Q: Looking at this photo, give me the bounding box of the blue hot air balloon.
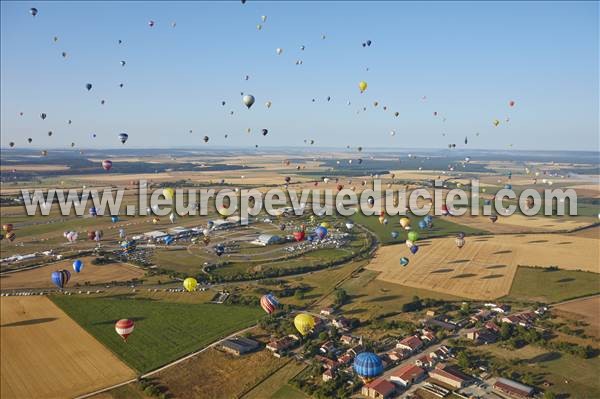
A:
[118,133,129,144]
[410,245,419,255]
[51,270,71,288]
[391,231,399,239]
[424,215,433,224]
[418,220,427,230]
[111,216,120,223]
[400,257,409,266]
[504,184,512,190]
[89,207,97,217]
[353,352,384,380]
[207,221,215,229]
[315,226,328,240]
[72,260,83,273]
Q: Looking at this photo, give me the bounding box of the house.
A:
[426,310,436,317]
[390,364,426,387]
[340,334,356,346]
[314,355,338,370]
[347,344,364,357]
[361,378,396,399]
[470,309,492,323]
[420,329,436,343]
[322,369,334,382]
[320,307,336,316]
[337,352,354,366]
[491,304,511,313]
[266,335,298,353]
[332,317,352,331]
[320,340,336,354]
[415,354,436,369]
[425,318,458,332]
[428,364,473,389]
[396,335,423,352]
[466,327,498,345]
[251,234,281,246]
[493,377,534,398]
[502,311,537,328]
[485,321,501,333]
[219,336,260,356]
[387,348,409,362]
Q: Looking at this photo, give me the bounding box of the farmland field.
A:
[243,360,307,399]
[367,233,599,299]
[50,294,263,372]
[0,256,144,290]
[1,296,135,399]
[552,296,600,333]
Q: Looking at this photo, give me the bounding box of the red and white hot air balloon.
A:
[115,319,135,342]
[102,160,113,171]
[260,294,280,315]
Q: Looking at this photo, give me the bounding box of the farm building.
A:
[396,335,423,352]
[251,234,282,246]
[167,226,194,237]
[466,327,499,345]
[493,377,534,398]
[219,336,260,356]
[428,364,473,389]
[389,364,426,387]
[361,378,396,399]
[211,219,235,230]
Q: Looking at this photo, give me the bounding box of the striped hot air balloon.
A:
[115,319,135,342]
[260,294,280,315]
[51,269,71,289]
[353,352,384,381]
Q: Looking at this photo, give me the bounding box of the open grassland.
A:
[243,360,307,399]
[506,267,600,303]
[367,233,599,300]
[1,296,136,399]
[336,269,464,322]
[270,384,311,399]
[552,296,600,334]
[473,343,600,398]
[350,212,487,244]
[156,348,286,399]
[50,294,263,372]
[0,257,144,290]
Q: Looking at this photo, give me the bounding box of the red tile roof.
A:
[398,335,423,350]
[366,378,396,396]
[391,364,426,381]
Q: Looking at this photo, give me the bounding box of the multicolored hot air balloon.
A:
[183,277,197,292]
[115,319,135,342]
[118,133,129,144]
[353,352,383,381]
[260,294,280,314]
[73,260,83,273]
[51,269,71,289]
[293,230,305,242]
[102,160,112,171]
[294,313,315,336]
[400,257,409,266]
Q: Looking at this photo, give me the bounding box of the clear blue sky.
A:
[1,1,598,150]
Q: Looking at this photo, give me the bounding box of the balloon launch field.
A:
[0,296,136,399]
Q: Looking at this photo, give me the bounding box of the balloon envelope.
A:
[353,352,383,379]
[183,277,197,292]
[294,314,315,336]
[115,319,135,341]
[260,294,280,314]
[51,270,71,289]
[73,260,83,273]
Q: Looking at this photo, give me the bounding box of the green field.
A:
[270,385,310,399]
[350,212,488,244]
[51,294,263,372]
[505,266,600,303]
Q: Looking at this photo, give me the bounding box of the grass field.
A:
[552,296,600,335]
[367,233,599,300]
[155,347,286,399]
[506,267,600,303]
[473,343,600,398]
[50,294,263,372]
[350,212,488,244]
[243,360,307,399]
[270,384,310,399]
[1,296,135,399]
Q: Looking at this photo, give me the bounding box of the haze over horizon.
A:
[1,1,598,151]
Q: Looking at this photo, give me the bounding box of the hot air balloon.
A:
[119,228,126,239]
[102,160,112,171]
[169,213,176,224]
[260,294,280,314]
[110,216,119,223]
[359,81,367,93]
[163,187,174,200]
[345,221,354,230]
[265,101,272,108]
[391,231,399,239]
[315,226,328,239]
[65,231,78,242]
[120,60,126,67]
[51,270,71,289]
[148,20,155,27]
[455,237,465,249]
[493,119,500,127]
[399,217,411,229]
[294,314,315,336]
[489,215,498,223]
[85,83,92,91]
[183,277,197,292]
[400,257,409,266]
[353,352,383,380]
[89,207,97,217]
[27,138,33,143]
[293,231,305,242]
[276,48,283,55]
[118,133,129,144]
[9,142,15,148]
[29,7,38,16]
[407,231,419,242]
[242,94,255,109]
[2,224,13,233]
[115,319,135,342]
[509,100,515,107]
[73,260,83,273]
[410,245,419,255]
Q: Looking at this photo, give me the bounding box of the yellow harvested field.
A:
[0,164,70,171]
[553,296,600,335]
[367,234,599,299]
[1,296,135,399]
[0,257,144,290]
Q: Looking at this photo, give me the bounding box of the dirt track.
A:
[1,296,135,399]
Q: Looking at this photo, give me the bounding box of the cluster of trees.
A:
[137,378,168,399]
[291,367,355,399]
[333,288,349,306]
[401,296,447,312]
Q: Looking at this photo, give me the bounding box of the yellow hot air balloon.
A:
[493,119,500,127]
[320,222,330,229]
[294,313,315,336]
[399,217,411,229]
[378,216,385,224]
[183,277,197,292]
[163,187,175,200]
[359,81,368,93]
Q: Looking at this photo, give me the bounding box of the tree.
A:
[294,290,305,300]
[543,391,557,399]
[500,323,512,340]
[457,351,472,369]
[334,288,349,306]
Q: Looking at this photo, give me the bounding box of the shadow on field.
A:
[556,278,575,283]
[366,295,402,302]
[486,264,507,269]
[452,273,477,279]
[528,239,549,244]
[526,352,562,364]
[344,308,367,315]
[492,250,512,255]
[1,317,57,327]
[431,268,454,274]
[447,259,469,264]
[557,241,572,245]
[100,293,157,301]
[481,274,504,280]
[92,316,146,326]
